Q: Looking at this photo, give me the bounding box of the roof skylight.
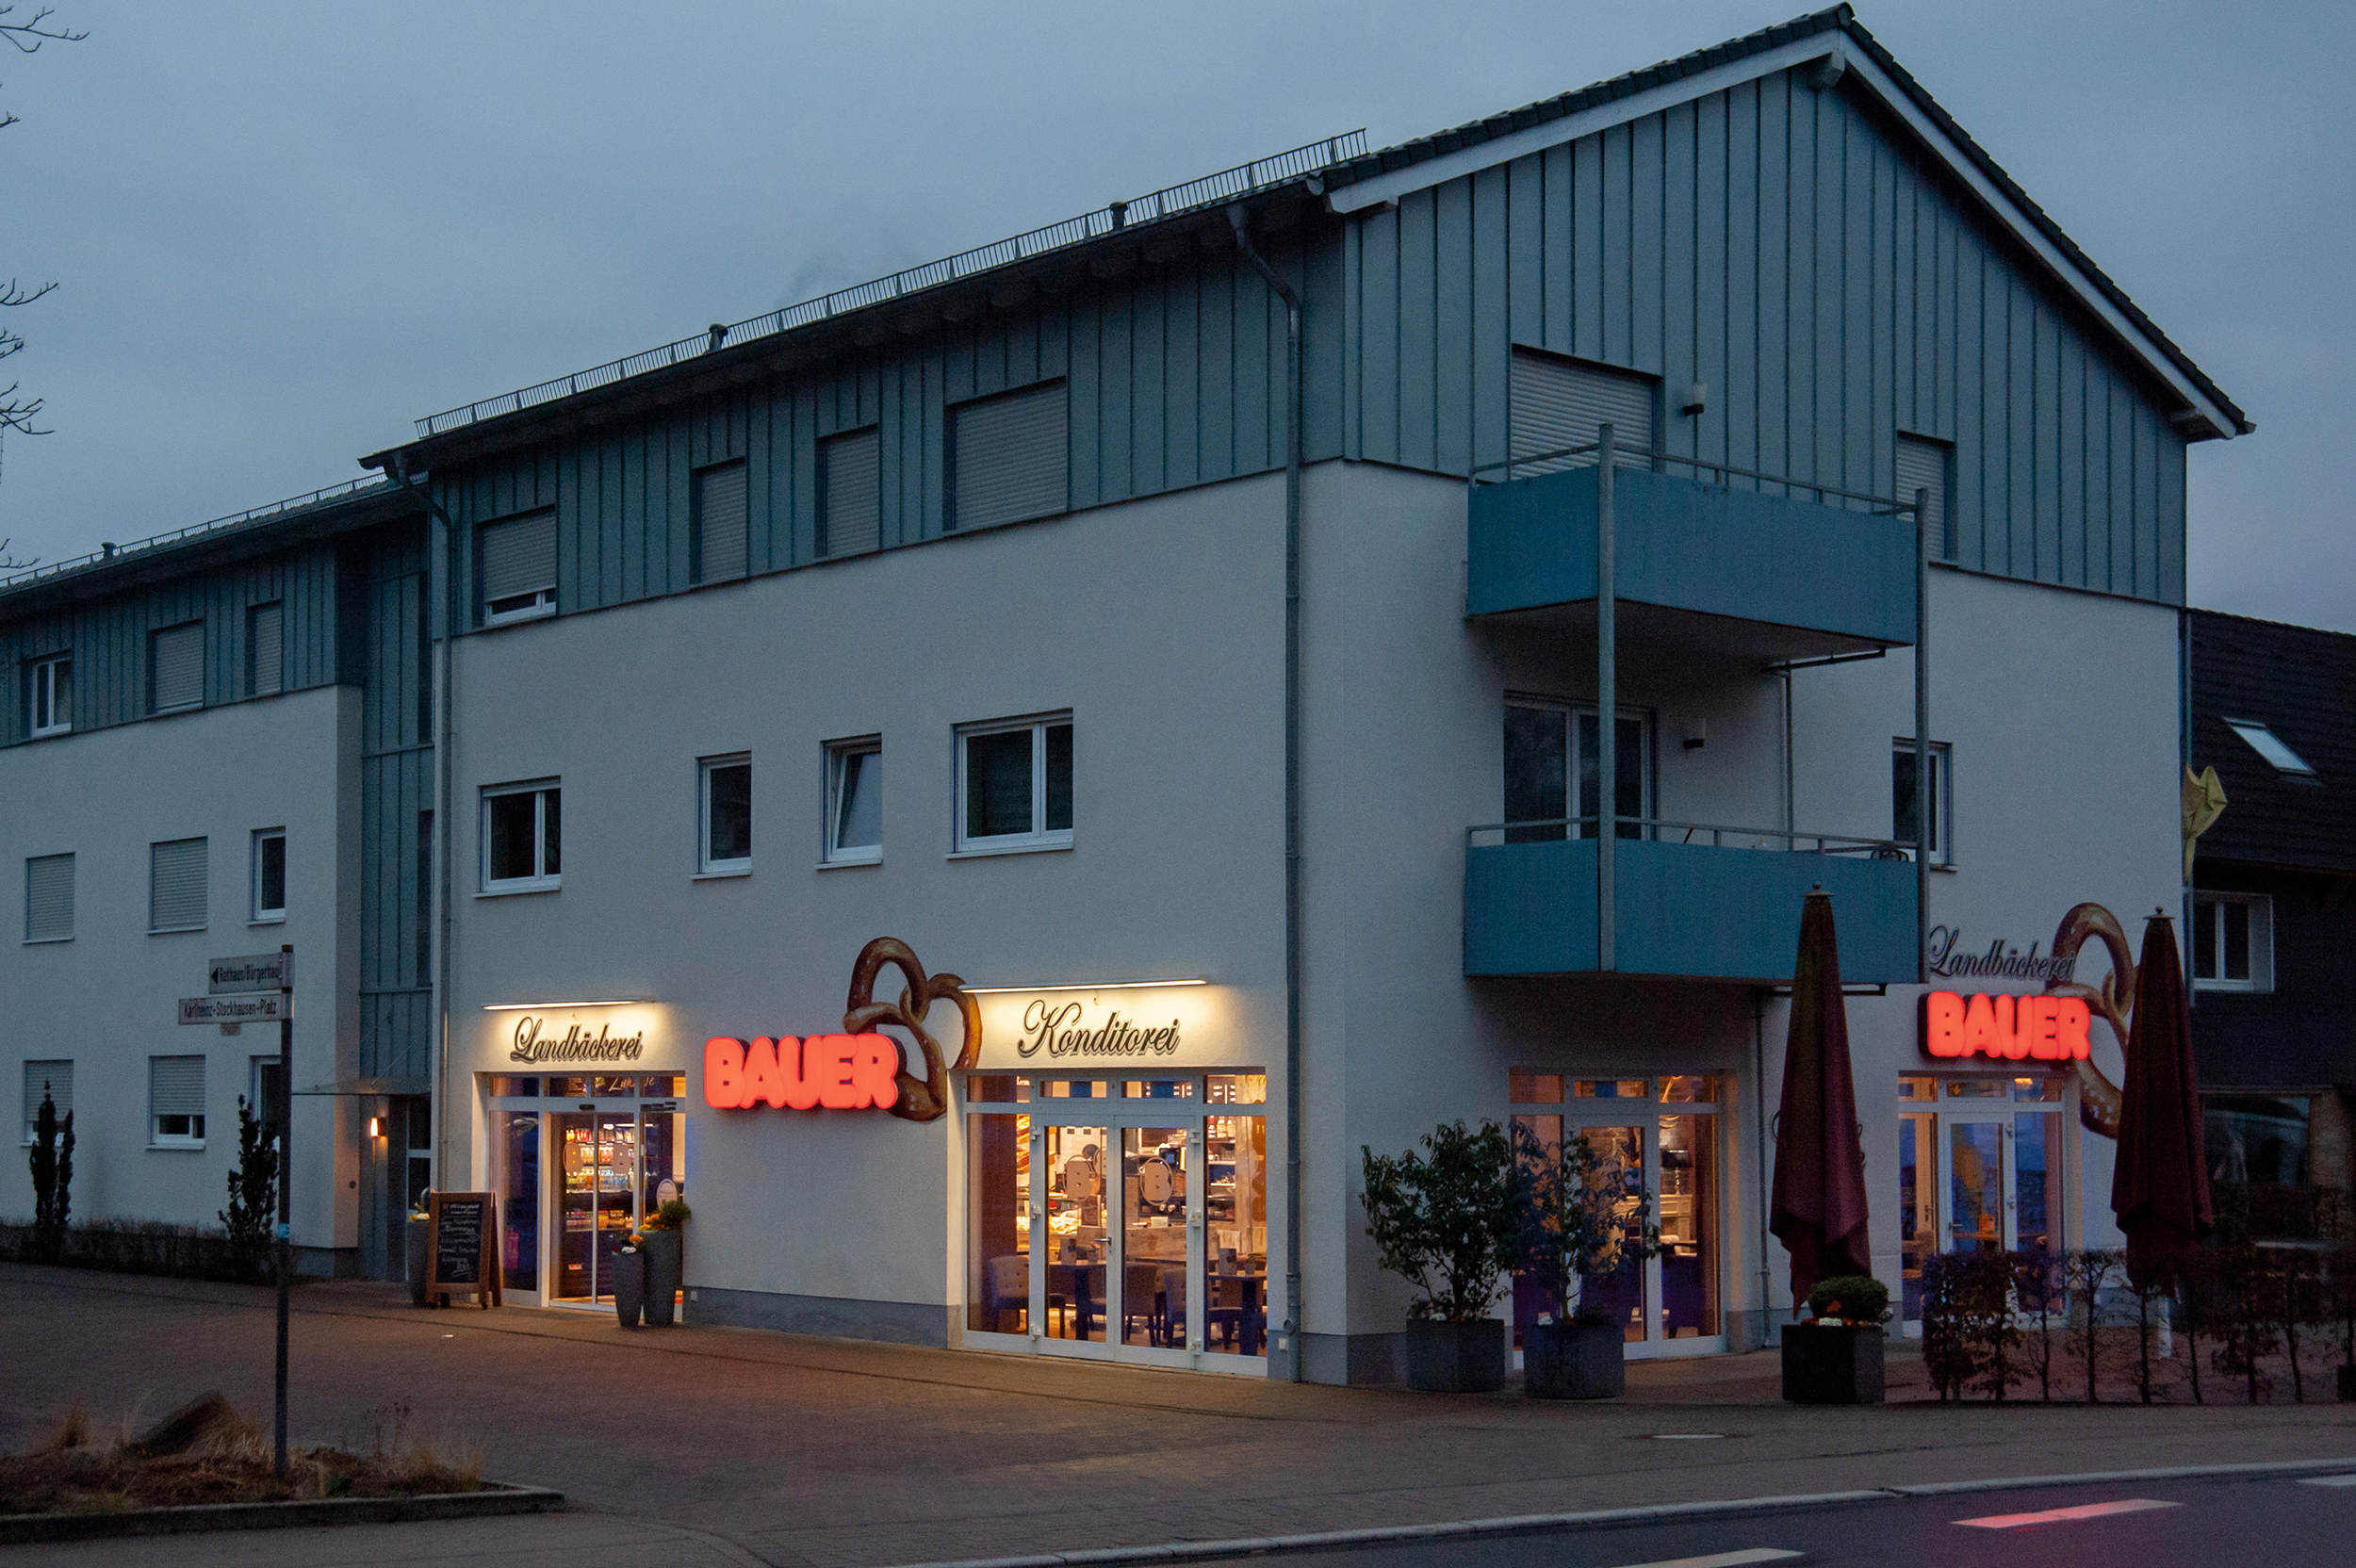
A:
[2224,718,2316,777]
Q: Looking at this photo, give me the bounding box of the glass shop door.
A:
[553,1111,641,1303]
[1027,1110,1201,1368]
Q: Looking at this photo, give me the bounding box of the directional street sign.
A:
[210,953,293,993]
[179,992,291,1026]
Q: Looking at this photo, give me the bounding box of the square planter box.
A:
[1781,1322,1885,1404]
[1524,1321,1625,1399]
[1404,1318,1507,1393]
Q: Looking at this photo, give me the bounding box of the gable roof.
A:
[1320,5,2250,443]
[2190,609,2356,875]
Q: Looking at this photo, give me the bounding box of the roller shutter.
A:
[1895,435,1951,559]
[150,837,207,932]
[22,1060,71,1138]
[951,383,1067,531]
[1508,351,1655,476]
[478,511,558,620]
[821,428,882,556]
[25,852,72,942]
[248,602,284,696]
[150,622,205,712]
[150,1055,205,1118]
[693,462,749,583]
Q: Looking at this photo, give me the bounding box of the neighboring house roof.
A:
[2191,609,2356,875]
[1320,4,2249,443]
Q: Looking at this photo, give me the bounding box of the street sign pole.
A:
[273,943,292,1481]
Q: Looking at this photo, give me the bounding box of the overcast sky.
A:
[2,2,2348,628]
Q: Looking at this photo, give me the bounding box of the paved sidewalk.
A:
[4,1263,2353,1568]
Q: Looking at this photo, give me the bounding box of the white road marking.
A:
[1955,1497,2182,1529]
[2298,1474,2356,1487]
[1605,1551,1803,1568]
[1644,1432,1730,1440]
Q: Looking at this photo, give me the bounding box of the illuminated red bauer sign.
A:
[704,1034,899,1111]
[1919,991,2093,1062]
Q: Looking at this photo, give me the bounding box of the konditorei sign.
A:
[1919,990,2093,1062]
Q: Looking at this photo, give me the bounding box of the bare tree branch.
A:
[0,7,88,52]
[0,6,80,442]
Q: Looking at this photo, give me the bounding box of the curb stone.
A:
[886,1457,2356,1568]
[0,1482,564,1544]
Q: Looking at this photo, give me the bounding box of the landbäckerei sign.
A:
[1923,925,2079,983]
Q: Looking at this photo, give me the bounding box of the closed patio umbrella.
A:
[2111,909,2212,1287]
[1770,888,1873,1310]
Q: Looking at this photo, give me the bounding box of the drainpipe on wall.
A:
[1228,203,1306,1382]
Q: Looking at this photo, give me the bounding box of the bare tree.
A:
[1,6,86,442]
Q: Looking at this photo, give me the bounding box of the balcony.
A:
[1464,820,1921,984]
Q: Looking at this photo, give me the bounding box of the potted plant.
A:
[1781,1274,1890,1404]
[1513,1125,1661,1399]
[640,1199,690,1327]
[1361,1120,1528,1393]
[612,1233,646,1329]
[405,1198,432,1307]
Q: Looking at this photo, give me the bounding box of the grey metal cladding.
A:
[149,837,207,932]
[1894,434,1950,559]
[25,852,73,942]
[820,428,882,557]
[149,622,205,712]
[693,461,749,583]
[248,601,284,696]
[1508,350,1656,473]
[149,1054,205,1117]
[951,382,1069,531]
[1343,66,2189,603]
[355,523,434,1081]
[478,510,557,610]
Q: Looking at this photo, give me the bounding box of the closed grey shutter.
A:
[150,837,207,931]
[151,622,205,711]
[1895,435,1950,559]
[952,383,1067,531]
[24,1060,72,1135]
[150,1055,205,1118]
[1508,351,1655,475]
[478,511,558,616]
[249,602,284,696]
[25,852,73,941]
[821,428,882,556]
[693,462,749,583]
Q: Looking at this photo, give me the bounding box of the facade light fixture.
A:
[960,978,1209,995]
[480,999,651,1012]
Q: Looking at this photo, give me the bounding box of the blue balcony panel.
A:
[1467,466,1917,648]
[1464,838,1919,984]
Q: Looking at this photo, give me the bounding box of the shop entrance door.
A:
[553,1111,640,1304]
[1899,1073,2071,1322]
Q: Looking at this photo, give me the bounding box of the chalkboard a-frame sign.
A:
[426,1191,502,1308]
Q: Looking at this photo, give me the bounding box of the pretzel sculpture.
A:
[2040,902,2130,1138]
[844,937,981,1124]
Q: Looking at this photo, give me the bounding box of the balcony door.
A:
[1504,700,1649,842]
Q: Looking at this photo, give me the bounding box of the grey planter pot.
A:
[2338,1364,2356,1403]
[1524,1320,1626,1399]
[404,1217,430,1306]
[1781,1323,1885,1404]
[1403,1317,1508,1394]
[611,1250,646,1329]
[641,1230,681,1327]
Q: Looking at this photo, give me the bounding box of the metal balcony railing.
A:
[0,476,392,594]
[413,129,1368,439]
[1466,816,1915,858]
[1470,442,1925,522]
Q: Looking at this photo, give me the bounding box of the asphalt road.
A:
[1199,1471,2356,1568]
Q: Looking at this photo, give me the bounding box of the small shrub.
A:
[1803,1275,1890,1326]
[219,1097,280,1282]
[645,1199,692,1232]
[1361,1120,1529,1323]
[26,1086,74,1265]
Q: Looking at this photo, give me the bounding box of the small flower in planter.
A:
[644,1199,692,1232]
[619,1232,645,1255]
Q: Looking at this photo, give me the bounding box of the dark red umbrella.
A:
[2111,909,2213,1287]
[1771,888,1873,1310]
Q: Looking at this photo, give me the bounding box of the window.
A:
[2205,1093,2308,1185]
[149,621,205,712]
[1507,349,1655,474]
[483,781,561,891]
[825,738,882,864]
[1502,700,1648,841]
[25,853,72,943]
[149,837,208,933]
[698,754,752,874]
[1892,741,1953,866]
[22,1059,71,1143]
[2223,717,2317,779]
[957,714,1072,852]
[249,1055,286,1138]
[246,601,284,696]
[252,828,286,923]
[691,461,749,584]
[478,509,558,626]
[1895,434,1952,560]
[949,383,1068,531]
[150,1054,206,1145]
[820,428,882,556]
[2193,891,2273,992]
[27,653,70,737]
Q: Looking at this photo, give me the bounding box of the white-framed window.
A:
[2193,891,2273,992]
[252,828,286,923]
[1892,740,1954,867]
[478,510,558,627]
[698,753,752,875]
[25,852,73,943]
[824,737,882,864]
[691,461,749,584]
[149,837,208,933]
[1502,698,1650,841]
[247,601,284,696]
[27,653,71,738]
[956,713,1072,853]
[149,621,205,713]
[150,1054,206,1146]
[2222,717,2317,779]
[23,1059,72,1144]
[249,1054,285,1137]
[482,780,561,892]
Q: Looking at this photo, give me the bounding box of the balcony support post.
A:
[1914,485,1931,986]
[1596,423,1616,972]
